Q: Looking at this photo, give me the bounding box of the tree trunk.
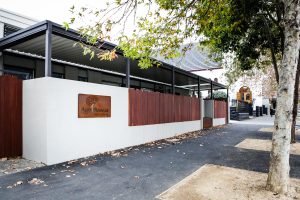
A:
[266,0,300,194]
[291,55,300,144]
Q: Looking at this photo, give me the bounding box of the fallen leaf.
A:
[28,178,44,185]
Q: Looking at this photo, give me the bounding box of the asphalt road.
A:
[0,119,299,200]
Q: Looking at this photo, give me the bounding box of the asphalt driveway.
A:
[0,118,299,200]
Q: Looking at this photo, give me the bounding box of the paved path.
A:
[0,119,299,200]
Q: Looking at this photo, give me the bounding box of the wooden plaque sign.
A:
[78,94,111,118]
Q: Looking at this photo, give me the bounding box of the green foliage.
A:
[64,0,283,79]
[212,91,227,99]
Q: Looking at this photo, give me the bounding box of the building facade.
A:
[0,10,228,165]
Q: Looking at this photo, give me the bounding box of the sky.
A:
[0,0,101,23]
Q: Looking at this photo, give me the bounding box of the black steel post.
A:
[198,77,201,129]
[172,67,175,95]
[126,58,130,88]
[210,80,213,99]
[45,22,52,77]
[226,88,229,99]
[198,77,201,98]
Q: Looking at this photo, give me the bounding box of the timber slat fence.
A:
[0,75,22,158]
[214,100,227,119]
[129,89,200,126]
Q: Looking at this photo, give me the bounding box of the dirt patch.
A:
[156,164,300,200]
[235,139,300,155]
[0,158,44,177]
[258,127,300,135]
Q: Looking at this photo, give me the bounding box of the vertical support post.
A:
[210,80,213,99]
[227,88,229,124]
[198,76,202,130]
[126,58,130,88]
[172,67,175,95]
[45,22,52,77]
[198,77,201,98]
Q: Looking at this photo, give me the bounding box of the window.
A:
[4,24,21,37]
[78,76,88,82]
[52,72,65,79]
[3,66,34,80]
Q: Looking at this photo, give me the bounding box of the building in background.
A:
[0,8,38,77]
[0,8,38,38]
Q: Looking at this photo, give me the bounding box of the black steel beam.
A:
[45,22,52,77]
[126,58,130,88]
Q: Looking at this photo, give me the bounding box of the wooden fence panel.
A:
[0,75,22,158]
[129,89,201,126]
[191,97,200,120]
[214,100,227,118]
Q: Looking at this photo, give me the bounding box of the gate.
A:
[0,75,22,158]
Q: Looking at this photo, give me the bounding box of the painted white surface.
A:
[213,118,226,126]
[23,77,202,165]
[204,100,214,118]
[23,78,48,163]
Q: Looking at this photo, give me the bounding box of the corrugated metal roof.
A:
[154,44,221,72]
[0,20,227,90]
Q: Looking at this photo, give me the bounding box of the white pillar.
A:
[0,22,4,38]
[201,97,204,130]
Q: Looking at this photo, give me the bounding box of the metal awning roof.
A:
[154,44,221,72]
[0,20,226,91]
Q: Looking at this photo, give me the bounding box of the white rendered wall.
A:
[23,77,201,165]
[23,78,48,163]
[213,118,226,126]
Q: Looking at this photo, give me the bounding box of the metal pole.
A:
[226,88,229,99]
[210,80,213,99]
[198,77,201,98]
[172,67,175,95]
[198,76,202,129]
[45,22,52,77]
[226,87,229,124]
[126,58,130,88]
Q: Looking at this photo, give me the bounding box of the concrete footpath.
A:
[0,117,299,200]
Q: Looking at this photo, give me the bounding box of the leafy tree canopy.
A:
[64,0,283,82]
